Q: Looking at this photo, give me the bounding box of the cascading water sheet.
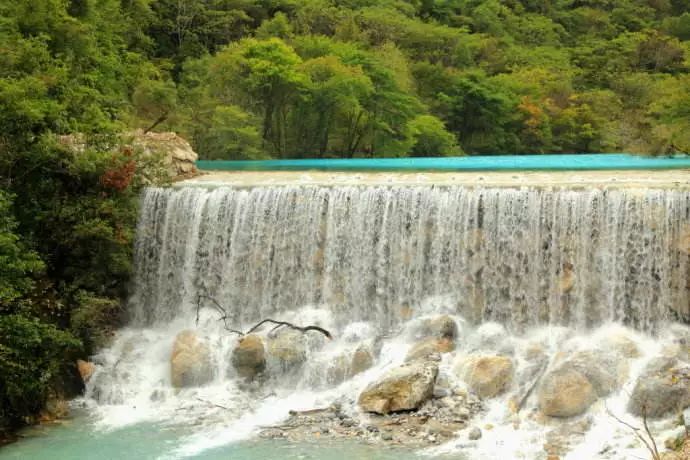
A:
[130,186,689,332]
[64,183,690,460]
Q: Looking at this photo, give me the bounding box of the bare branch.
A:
[194,295,333,340]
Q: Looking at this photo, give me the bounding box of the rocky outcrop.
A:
[538,368,596,417]
[267,329,307,372]
[171,330,213,388]
[359,361,439,414]
[628,357,690,418]
[405,337,454,362]
[232,334,266,380]
[457,355,514,398]
[59,130,198,181]
[77,359,96,383]
[130,130,198,178]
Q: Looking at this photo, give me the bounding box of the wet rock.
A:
[77,359,96,383]
[468,427,482,440]
[539,368,596,417]
[267,329,307,372]
[381,431,393,441]
[457,355,514,398]
[557,350,624,397]
[358,361,439,414]
[171,330,213,388]
[628,357,690,418]
[601,330,640,359]
[351,344,374,376]
[421,315,458,339]
[468,323,514,355]
[231,334,265,380]
[405,337,454,362]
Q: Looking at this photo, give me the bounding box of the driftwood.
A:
[195,295,332,339]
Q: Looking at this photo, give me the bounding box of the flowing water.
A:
[3,184,689,460]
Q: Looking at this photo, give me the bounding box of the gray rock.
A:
[267,329,307,373]
[381,432,393,441]
[469,427,482,440]
[627,357,690,418]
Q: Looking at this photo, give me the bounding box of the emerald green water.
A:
[0,415,425,460]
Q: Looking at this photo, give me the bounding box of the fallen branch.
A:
[195,295,332,339]
[194,397,231,411]
[605,402,660,460]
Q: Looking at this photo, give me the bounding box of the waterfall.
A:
[78,183,690,460]
[129,185,689,332]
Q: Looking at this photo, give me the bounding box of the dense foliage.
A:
[0,0,688,436]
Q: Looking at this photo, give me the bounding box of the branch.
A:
[245,319,332,340]
[605,403,660,460]
[194,295,332,340]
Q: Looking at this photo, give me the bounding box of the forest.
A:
[0,0,689,437]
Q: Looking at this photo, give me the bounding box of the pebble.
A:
[469,427,482,440]
[381,432,393,441]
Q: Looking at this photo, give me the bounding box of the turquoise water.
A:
[196,154,690,172]
[0,416,425,460]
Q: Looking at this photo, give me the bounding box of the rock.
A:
[358,361,439,414]
[628,357,690,418]
[539,368,596,417]
[171,330,213,388]
[381,432,393,441]
[559,262,575,294]
[130,130,198,178]
[405,337,454,362]
[556,350,624,397]
[602,332,641,359]
[468,427,482,440]
[267,329,307,372]
[421,315,458,339]
[231,334,266,380]
[76,359,96,383]
[457,355,514,398]
[351,345,374,376]
[59,130,198,181]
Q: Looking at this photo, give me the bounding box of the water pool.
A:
[196,153,690,172]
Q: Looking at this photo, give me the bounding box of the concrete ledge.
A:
[177,170,690,190]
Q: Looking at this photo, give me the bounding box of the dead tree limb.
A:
[195,295,332,339]
[605,403,661,460]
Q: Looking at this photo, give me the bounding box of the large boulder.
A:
[557,350,625,397]
[457,355,514,398]
[538,368,596,417]
[267,329,307,372]
[358,361,439,414]
[171,330,213,388]
[231,334,266,380]
[405,337,454,362]
[628,357,690,418]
